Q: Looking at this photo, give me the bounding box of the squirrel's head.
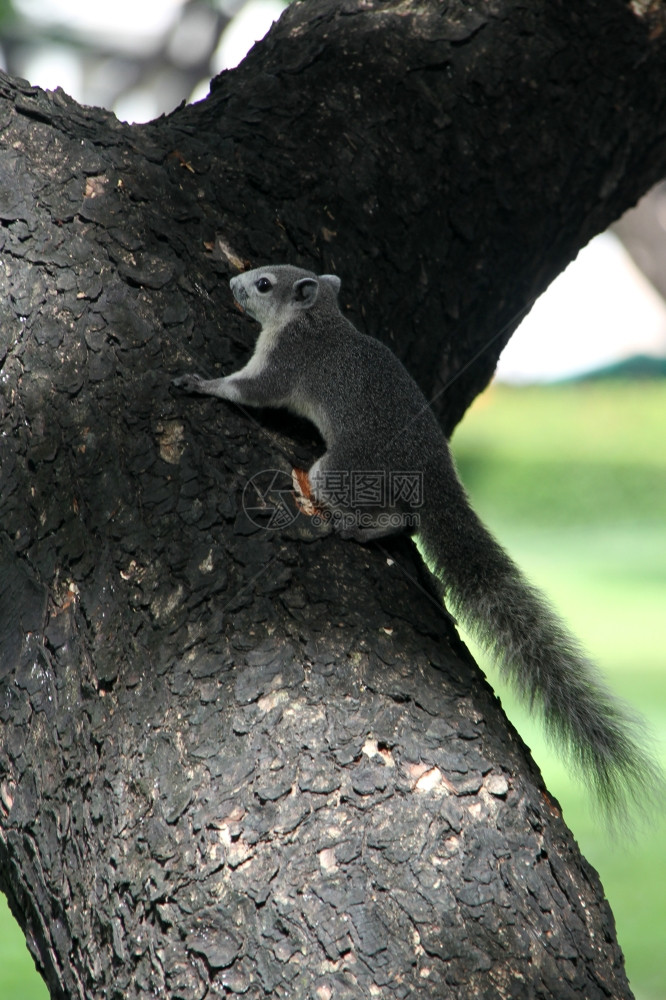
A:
[230,265,341,328]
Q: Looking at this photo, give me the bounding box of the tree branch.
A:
[2,1,665,996]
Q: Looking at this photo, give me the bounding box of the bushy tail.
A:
[417,471,662,823]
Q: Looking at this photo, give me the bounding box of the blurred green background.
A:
[0,895,48,1000]
[451,379,666,1000]
[2,378,664,999]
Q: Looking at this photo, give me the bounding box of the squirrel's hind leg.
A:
[338,522,398,542]
[304,457,407,541]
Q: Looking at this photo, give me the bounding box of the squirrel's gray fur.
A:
[175,264,661,821]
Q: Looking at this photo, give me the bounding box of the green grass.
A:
[453,380,666,1000]
[1,380,664,999]
[0,894,48,1000]
[454,382,666,527]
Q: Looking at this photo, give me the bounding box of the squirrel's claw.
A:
[292,467,324,517]
[173,373,206,393]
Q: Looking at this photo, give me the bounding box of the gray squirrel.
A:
[174,263,660,821]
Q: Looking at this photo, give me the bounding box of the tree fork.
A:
[1,1,666,998]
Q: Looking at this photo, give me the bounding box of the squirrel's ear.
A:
[293,277,319,308]
[320,274,341,296]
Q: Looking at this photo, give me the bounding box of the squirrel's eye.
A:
[256,277,272,293]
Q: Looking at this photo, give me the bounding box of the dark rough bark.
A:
[1,1,666,998]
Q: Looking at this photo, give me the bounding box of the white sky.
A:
[497,232,666,382]
[212,0,287,72]
[14,0,185,53]
[8,2,666,382]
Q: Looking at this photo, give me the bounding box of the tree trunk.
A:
[2,1,666,997]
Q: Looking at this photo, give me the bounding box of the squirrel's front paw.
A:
[173,373,206,393]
